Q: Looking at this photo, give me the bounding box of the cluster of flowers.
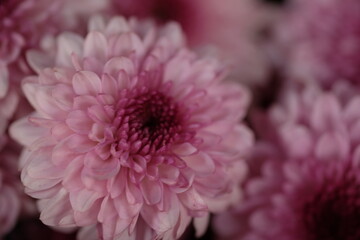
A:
[1,0,359,239]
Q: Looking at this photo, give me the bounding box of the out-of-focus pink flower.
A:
[0,0,61,86]
[215,157,360,240]
[0,137,22,236]
[214,81,360,239]
[11,16,253,240]
[252,81,360,162]
[111,0,272,86]
[0,0,108,104]
[277,0,360,88]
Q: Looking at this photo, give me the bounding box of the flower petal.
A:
[139,177,162,205]
[84,31,108,61]
[182,152,215,174]
[72,71,102,95]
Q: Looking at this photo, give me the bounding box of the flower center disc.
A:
[116,89,183,153]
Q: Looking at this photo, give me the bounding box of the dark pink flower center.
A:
[302,167,360,240]
[114,88,192,154]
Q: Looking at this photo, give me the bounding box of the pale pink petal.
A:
[103,57,135,77]
[141,196,180,234]
[182,152,215,174]
[84,31,108,61]
[65,110,93,133]
[69,188,103,212]
[56,32,84,67]
[178,187,208,216]
[193,213,210,237]
[139,177,163,205]
[10,116,48,147]
[0,64,9,98]
[310,94,342,132]
[315,132,350,161]
[40,189,76,227]
[72,71,102,95]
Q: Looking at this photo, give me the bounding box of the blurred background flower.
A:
[275,0,360,88]
[110,0,274,87]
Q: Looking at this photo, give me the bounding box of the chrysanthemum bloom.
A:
[11,16,253,239]
[110,0,271,87]
[215,156,360,240]
[276,0,360,88]
[214,81,360,239]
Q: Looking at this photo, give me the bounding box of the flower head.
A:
[215,157,360,240]
[277,0,360,88]
[214,81,360,239]
[11,16,253,239]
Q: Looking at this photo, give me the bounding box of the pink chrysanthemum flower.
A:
[215,157,360,240]
[11,16,253,239]
[277,0,360,88]
[214,82,360,239]
[110,0,271,86]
